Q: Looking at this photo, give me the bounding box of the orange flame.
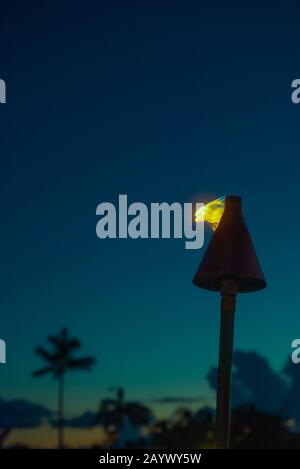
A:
[195,197,225,231]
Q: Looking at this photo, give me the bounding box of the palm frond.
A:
[35,346,55,363]
[33,328,95,384]
[32,366,54,377]
[47,335,63,349]
[48,328,67,348]
[68,338,80,351]
[67,357,95,370]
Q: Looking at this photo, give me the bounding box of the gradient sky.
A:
[1,1,300,442]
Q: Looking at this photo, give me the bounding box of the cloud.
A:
[152,396,206,404]
[0,397,53,428]
[233,351,287,414]
[51,411,97,428]
[206,350,288,414]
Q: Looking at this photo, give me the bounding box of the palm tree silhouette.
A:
[94,387,152,447]
[32,327,95,449]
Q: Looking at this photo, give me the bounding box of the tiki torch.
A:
[193,196,267,449]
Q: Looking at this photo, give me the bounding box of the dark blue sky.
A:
[1,1,300,418]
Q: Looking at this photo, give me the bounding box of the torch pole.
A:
[215,278,237,449]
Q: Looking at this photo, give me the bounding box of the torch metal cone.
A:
[193,196,267,449]
[193,195,266,293]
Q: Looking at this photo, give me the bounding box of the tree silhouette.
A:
[231,405,290,448]
[94,387,152,447]
[32,327,95,449]
[281,358,300,421]
[153,407,214,449]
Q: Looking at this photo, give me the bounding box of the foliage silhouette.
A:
[32,327,95,449]
[152,407,215,449]
[231,405,291,449]
[94,387,153,448]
